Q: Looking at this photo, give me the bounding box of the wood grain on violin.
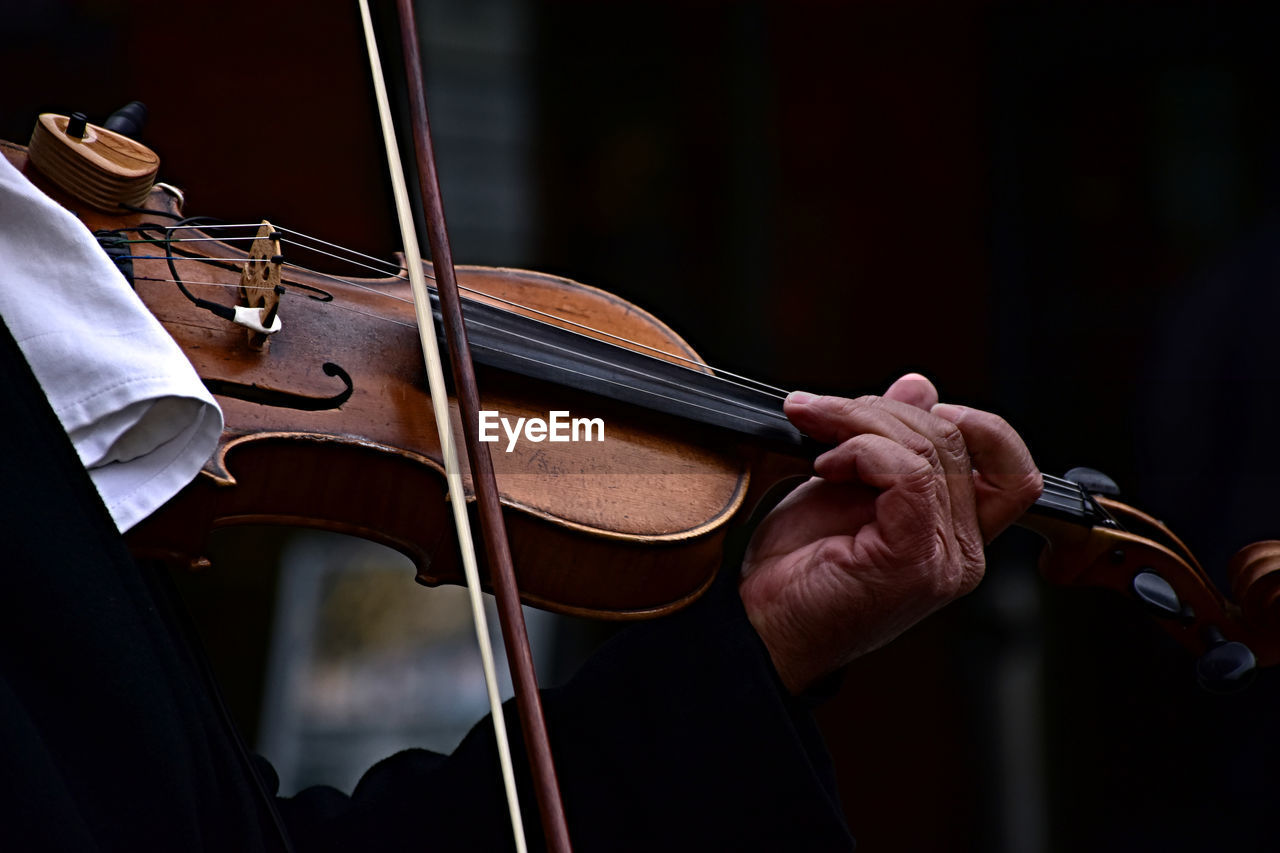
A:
[28,113,159,211]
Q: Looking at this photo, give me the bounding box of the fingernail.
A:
[931,403,966,422]
[786,390,817,405]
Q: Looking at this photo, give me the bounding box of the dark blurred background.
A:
[5,1,1280,850]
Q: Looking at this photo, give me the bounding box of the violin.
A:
[7,110,1280,695]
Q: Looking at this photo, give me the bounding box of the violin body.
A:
[132,251,755,618]
[154,243,773,617]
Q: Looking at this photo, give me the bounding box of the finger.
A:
[814,433,940,551]
[795,395,983,564]
[785,393,931,446]
[931,403,1043,541]
[792,394,971,484]
[882,372,938,411]
[745,477,880,565]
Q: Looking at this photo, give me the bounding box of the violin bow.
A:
[357,1,572,850]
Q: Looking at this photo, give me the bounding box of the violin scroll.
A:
[1227,541,1280,655]
[1193,540,1280,691]
[1025,470,1280,690]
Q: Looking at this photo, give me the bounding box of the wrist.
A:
[739,570,813,695]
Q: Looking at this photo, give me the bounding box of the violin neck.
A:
[448,289,816,454]
[452,294,1108,532]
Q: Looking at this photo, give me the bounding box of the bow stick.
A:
[358,1,572,850]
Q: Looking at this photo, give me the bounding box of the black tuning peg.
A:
[1132,570,1184,620]
[1195,628,1256,693]
[1064,466,1121,497]
[103,101,148,140]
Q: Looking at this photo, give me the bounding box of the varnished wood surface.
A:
[27,113,158,210]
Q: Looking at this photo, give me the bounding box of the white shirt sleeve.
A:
[0,153,223,532]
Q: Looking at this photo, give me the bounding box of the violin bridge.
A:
[237,220,284,350]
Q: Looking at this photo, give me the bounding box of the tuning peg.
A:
[1063,466,1121,497]
[1131,570,1184,620]
[103,101,148,140]
[1195,627,1256,693]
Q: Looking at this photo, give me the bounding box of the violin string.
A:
[118,232,1120,484]
[455,308,792,425]
[1041,476,1091,502]
[131,275,415,326]
[125,242,1106,491]
[267,229,794,400]
[1031,495,1093,518]
[133,235,788,410]
[129,272,790,431]
[1040,483,1087,506]
[280,239,410,281]
[116,256,287,263]
[124,234,793,414]
[137,228,792,401]
[1037,474,1125,528]
[146,224,423,277]
[133,276,247,289]
[272,224,411,277]
[463,339,791,430]
[115,235,262,244]
[264,241,791,401]
[154,222,792,401]
[120,226,797,438]
[1031,495,1082,512]
[437,285,790,400]
[123,230,1116,520]
[278,256,792,408]
[1042,474,1091,492]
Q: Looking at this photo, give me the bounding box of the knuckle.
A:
[959,537,987,581]
[822,394,873,426]
[934,420,968,463]
[866,394,909,419]
[955,555,987,596]
[900,455,938,492]
[905,432,939,467]
[865,394,913,420]
[839,394,877,414]
[810,538,852,574]
[935,535,985,599]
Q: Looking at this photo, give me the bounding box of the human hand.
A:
[738,374,1042,693]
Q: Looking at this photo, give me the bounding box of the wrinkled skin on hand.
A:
[739,374,1043,693]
